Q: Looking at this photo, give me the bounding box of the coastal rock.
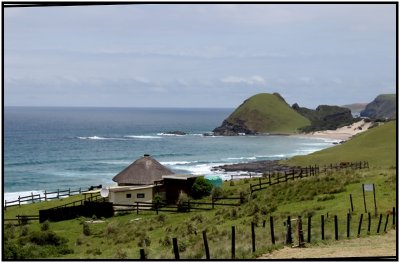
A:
[164,131,187,135]
[213,160,293,173]
[212,120,256,136]
[360,94,396,120]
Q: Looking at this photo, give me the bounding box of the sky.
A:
[4,3,397,108]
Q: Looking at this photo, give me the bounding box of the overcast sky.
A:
[4,3,396,108]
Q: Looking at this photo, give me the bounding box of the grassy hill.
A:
[214,93,310,135]
[283,121,396,168]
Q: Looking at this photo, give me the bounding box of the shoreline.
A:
[293,119,373,142]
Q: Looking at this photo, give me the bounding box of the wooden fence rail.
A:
[4,185,102,210]
[250,161,369,194]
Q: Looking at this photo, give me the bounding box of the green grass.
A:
[4,167,396,259]
[227,93,311,134]
[283,121,396,168]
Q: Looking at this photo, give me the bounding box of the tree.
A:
[191,177,213,199]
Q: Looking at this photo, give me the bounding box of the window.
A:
[126,193,132,198]
[137,193,145,198]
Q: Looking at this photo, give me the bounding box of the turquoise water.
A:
[4,107,338,201]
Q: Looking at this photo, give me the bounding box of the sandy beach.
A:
[295,120,374,141]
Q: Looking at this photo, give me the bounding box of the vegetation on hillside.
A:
[213,93,311,135]
[292,103,357,132]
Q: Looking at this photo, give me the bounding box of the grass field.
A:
[3,121,397,259]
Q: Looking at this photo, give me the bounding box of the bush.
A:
[41,221,50,232]
[191,177,213,199]
[176,192,189,212]
[211,187,224,199]
[82,222,91,236]
[29,230,67,246]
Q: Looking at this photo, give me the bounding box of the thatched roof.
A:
[112,154,175,185]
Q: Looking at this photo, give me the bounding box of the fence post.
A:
[393,207,396,228]
[377,214,382,233]
[68,188,71,196]
[357,214,363,237]
[349,194,354,212]
[140,248,146,260]
[285,171,288,182]
[259,178,262,190]
[321,215,325,240]
[187,200,191,212]
[31,192,34,203]
[212,198,215,209]
[298,216,305,247]
[334,215,338,240]
[79,187,82,194]
[307,216,311,243]
[251,222,256,252]
[4,201,6,210]
[270,216,275,244]
[368,213,371,234]
[285,216,292,245]
[202,231,210,260]
[172,237,179,259]
[362,184,367,213]
[347,213,350,238]
[268,173,271,185]
[231,226,235,259]
[384,214,389,233]
[136,202,139,215]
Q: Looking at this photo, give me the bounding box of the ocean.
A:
[4,107,339,202]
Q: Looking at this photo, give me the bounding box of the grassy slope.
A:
[283,121,397,168]
[227,93,311,134]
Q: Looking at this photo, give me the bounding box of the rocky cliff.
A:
[360,94,396,120]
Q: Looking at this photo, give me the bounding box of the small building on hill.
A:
[109,154,202,205]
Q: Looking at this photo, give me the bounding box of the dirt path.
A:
[259,230,397,259]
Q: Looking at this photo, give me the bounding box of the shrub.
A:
[211,187,224,199]
[82,222,91,236]
[115,248,128,259]
[191,177,213,199]
[105,221,119,235]
[41,221,50,232]
[29,231,68,246]
[176,192,189,212]
[156,214,167,224]
[20,225,29,237]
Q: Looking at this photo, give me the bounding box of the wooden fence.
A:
[4,184,102,210]
[113,196,244,215]
[138,207,396,259]
[250,161,369,194]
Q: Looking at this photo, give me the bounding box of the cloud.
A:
[221,75,266,85]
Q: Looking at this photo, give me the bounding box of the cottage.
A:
[108,154,202,205]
